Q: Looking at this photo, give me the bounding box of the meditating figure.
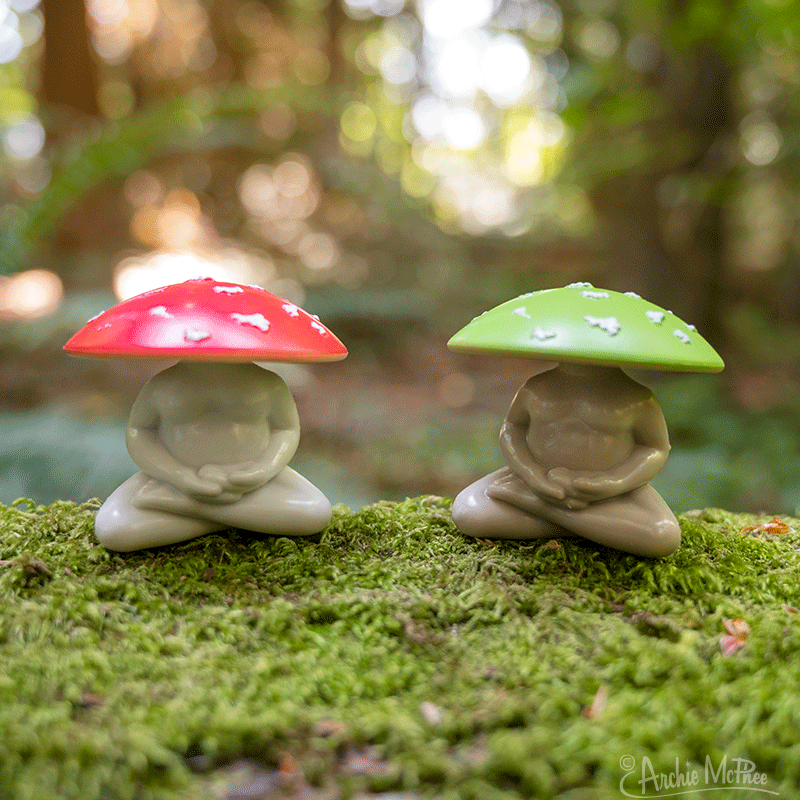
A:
[64,278,348,552]
[452,363,682,557]
[95,362,332,551]
[448,284,725,557]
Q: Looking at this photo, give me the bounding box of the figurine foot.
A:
[452,470,572,540]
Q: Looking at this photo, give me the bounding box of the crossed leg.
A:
[452,470,571,541]
[452,468,681,557]
[95,468,332,552]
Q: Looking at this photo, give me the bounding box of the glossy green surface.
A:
[448,283,725,372]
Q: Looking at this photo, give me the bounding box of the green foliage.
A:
[2,497,800,798]
[0,85,337,276]
[654,374,800,513]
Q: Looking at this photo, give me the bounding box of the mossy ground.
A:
[1,497,799,800]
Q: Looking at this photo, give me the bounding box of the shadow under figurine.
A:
[64,278,347,552]
[448,283,724,557]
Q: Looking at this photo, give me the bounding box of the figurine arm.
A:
[496,384,566,502]
[126,385,223,497]
[571,397,670,500]
[221,372,300,490]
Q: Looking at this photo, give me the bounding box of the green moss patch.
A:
[1,498,799,799]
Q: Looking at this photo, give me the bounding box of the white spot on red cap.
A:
[282,303,300,317]
[585,315,620,336]
[184,327,211,342]
[310,320,328,335]
[149,305,174,319]
[231,312,271,332]
[213,285,244,295]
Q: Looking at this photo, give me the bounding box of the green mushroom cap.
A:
[448,283,724,372]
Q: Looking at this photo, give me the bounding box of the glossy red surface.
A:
[64,278,348,362]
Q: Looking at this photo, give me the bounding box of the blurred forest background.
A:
[3,0,800,513]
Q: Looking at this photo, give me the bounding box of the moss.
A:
[1,497,799,799]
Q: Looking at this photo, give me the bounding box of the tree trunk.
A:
[41,0,100,118]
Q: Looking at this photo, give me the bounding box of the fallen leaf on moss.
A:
[741,517,793,536]
[23,556,52,578]
[720,618,750,655]
[78,692,104,708]
[420,701,442,725]
[540,540,562,551]
[342,747,391,777]
[313,719,346,737]
[582,686,608,719]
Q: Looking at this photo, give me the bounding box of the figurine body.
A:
[452,364,681,556]
[96,362,330,551]
[447,284,725,558]
[64,278,348,552]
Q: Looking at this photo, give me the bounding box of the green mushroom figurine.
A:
[447,283,725,557]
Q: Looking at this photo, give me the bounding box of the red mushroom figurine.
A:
[64,278,347,552]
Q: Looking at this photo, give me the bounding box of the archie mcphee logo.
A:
[618,754,778,797]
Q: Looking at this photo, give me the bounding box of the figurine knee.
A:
[94,502,140,552]
[451,486,486,538]
[284,484,332,534]
[636,516,681,558]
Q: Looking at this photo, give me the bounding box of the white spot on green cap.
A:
[532,327,557,341]
[585,315,621,336]
[673,329,691,343]
[646,310,665,324]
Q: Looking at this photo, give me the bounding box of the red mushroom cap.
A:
[64,278,348,362]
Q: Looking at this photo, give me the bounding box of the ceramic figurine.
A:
[447,283,724,557]
[64,278,347,551]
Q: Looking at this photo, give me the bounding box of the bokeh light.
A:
[113,247,281,301]
[129,189,207,250]
[0,269,63,319]
[420,0,493,39]
[0,1,24,65]
[480,35,534,106]
[740,112,782,166]
[2,113,45,160]
[332,0,570,232]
